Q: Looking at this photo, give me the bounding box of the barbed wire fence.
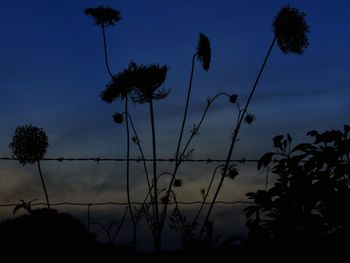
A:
[0,156,264,163]
[0,156,264,236]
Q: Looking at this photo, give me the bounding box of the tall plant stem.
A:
[126,113,152,198]
[159,93,230,233]
[149,99,161,251]
[199,37,277,239]
[125,97,137,247]
[191,165,223,229]
[111,207,129,244]
[126,112,156,243]
[175,53,197,167]
[37,160,50,209]
[158,53,196,232]
[102,24,114,79]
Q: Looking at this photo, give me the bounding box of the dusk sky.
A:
[0,0,349,249]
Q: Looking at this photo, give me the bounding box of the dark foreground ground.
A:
[0,208,348,261]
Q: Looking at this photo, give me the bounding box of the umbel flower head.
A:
[84,5,121,27]
[112,112,124,124]
[197,33,211,70]
[273,5,310,55]
[130,63,169,104]
[100,62,136,103]
[9,125,48,165]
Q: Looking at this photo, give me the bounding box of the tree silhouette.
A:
[9,125,51,209]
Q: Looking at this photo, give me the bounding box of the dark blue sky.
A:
[0,0,349,248]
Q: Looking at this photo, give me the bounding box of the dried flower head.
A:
[197,33,211,71]
[100,62,136,103]
[244,114,256,125]
[132,136,139,145]
[130,63,169,104]
[229,94,238,104]
[173,179,182,187]
[112,112,124,124]
[227,166,239,180]
[9,125,48,165]
[273,5,310,54]
[84,5,121,27]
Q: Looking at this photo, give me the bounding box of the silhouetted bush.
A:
[0,208,97,257]
[245,125,350,250]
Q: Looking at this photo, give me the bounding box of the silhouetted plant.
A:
[83,3,312,252]
[273,5,310,54]
[99,63,140,247]
[13,199,37,215]
[197,33,211,71]
[130,63,169,103]
[160,32,211,241]
[91,207,128,245]
[85,6,144,248]
[84,6,121,27]
[169,192,195,248]
[199,5,310,238]
[9,125,51,209]
[158,93,232,241]
[113,112,124,124]
[246,125,350,246]
[130,62,169,251]
[84,5,121,78]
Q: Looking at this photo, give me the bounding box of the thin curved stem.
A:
[124,97,137,248]
[111,207,129,244]
[37,160,50,209]
[178,93,231,162]
[171,191,186,240]
[102,24,114,79]
[125,112,156,242]
[91,222,112,243]
[149,99,161,251]
[159,93,231,231]
[191,164,223,229]
[125,112,152,197]
[141,172,173,208]
[199,37,277,239]
[175,52,197,166]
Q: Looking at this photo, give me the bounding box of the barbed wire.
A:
[3,156,347,164]
[0,201,252,208]
[0,156,263,163]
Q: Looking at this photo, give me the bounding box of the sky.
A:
[0,0,349,249]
